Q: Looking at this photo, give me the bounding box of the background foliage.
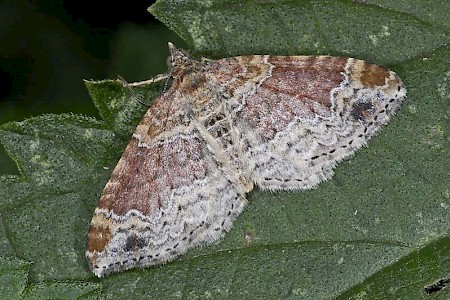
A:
[0,0,449,299]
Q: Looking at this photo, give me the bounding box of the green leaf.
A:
[22,282,101,300]
[0,256,30,299]
[149,0,449,62]
[338,236,450,299]
[0,115,123,282]
[1,0,449,299]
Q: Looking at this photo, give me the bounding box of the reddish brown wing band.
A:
[86,43,406,277]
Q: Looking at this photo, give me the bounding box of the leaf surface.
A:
[0,0,449,299]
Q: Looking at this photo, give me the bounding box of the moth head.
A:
[167,42,206,92]
[168,42,192,70]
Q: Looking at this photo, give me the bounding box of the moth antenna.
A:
[118,75,151,107]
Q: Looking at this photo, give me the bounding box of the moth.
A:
[86,43,406,277]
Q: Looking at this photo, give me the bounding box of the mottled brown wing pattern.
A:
[86,86,248,277]
[87,130,247,277]
[206,55,405,190]
[86,43,406,277]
